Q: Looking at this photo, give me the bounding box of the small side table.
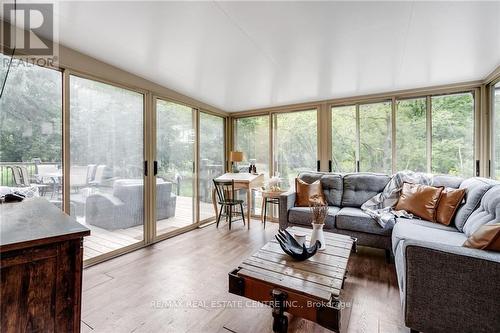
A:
[259,190,285,229]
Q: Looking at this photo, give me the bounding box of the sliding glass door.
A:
[273,109,317,190]
[155,99,195,236]
[69,75,144,261]
[199,112,225,221]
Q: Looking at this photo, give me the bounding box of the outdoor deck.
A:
[82,196,214,261]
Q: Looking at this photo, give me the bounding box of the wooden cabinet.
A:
[0,198,90,333]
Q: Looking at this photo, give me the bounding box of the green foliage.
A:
[0,54,480,182]
[274,110,317,187]
[331,106,356,172]
[359,102,392,174]
[157,100,195,196]
[431,93,474,176]
[69,76,143,178]
[235,116,269,173]
[0,58,62,163]
[396,98,426,172]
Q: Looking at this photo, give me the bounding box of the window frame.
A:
[490,78,500,179]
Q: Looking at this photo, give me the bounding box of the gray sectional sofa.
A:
[278,172,500,333]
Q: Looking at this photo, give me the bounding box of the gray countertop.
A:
[0,197,90,253]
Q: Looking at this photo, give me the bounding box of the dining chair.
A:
[213,179,245,230]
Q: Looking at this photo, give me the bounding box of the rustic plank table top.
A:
[229,226,355,332]
[239,226,354,300]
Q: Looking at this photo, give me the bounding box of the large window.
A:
[396,98,427,172]
[273,110,317,189]
[431,92,474,176]
[330,93,474,176]
[70,75,144,260]
[359,102,392,174]
[331,105,356,172]
[234,116,270,175]
[156,99,195,235]
[331,102,392,174]
[234,115,270,215]
[199,112,225,220]
[493,82,500,179]
[0,57,62,207]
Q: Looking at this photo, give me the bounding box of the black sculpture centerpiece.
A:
[275,229,320,261]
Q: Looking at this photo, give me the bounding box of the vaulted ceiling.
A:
[9,1,500,111]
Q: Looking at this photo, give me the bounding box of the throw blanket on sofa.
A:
[361,171,434,228]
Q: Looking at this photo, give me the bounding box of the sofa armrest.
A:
[278,191,296,230]
[403,240,500,333]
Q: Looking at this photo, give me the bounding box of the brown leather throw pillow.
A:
[463,223,500,252]
[295,178,326,207]
[395,182,444,222]
[435,187,466,225]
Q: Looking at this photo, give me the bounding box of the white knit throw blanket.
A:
[361,171,434,228]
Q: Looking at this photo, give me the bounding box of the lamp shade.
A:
[230,151,243,162]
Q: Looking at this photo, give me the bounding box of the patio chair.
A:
[70,165,90,192]
[213,179,245,230]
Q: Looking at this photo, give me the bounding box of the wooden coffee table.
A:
[228,226,356,333]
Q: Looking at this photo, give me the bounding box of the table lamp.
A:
[230,151,243,173]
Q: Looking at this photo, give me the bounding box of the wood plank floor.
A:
[81,220,406,333]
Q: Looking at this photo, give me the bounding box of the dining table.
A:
[212,173,265,229]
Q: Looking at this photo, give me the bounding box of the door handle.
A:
[317,160,320,172]
[144,161,148,176]
[154,161,158,176]
[328,160,332,173]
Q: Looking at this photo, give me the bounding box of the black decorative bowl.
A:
[275,229,320,261]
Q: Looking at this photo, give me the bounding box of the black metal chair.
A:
[213,179,245,230]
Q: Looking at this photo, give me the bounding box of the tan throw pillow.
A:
[435,188,466,225]
[295,178,326,207]
[395,182,444,222]
[463,223,500,251]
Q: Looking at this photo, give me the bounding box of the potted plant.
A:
[309,195,327,250]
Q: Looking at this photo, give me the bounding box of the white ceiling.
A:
[8,1,500,111]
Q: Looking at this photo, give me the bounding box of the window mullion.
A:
[355,104,360,172]
[426,96,432,173]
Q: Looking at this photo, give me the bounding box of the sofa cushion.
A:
[462,185,500,237]
[431,175,464,189]
[392,218,467,253]
[395,182,444,222]
[288,206,339,229]
[295,178,326,207]
[336,207,394,236]
[463,223,500,251]
[297,171,323,184]
[320,174,343,206]
[298,172,343,206]
[341,173,390,207]
[454,178,497,231]
[435,187,466,226]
